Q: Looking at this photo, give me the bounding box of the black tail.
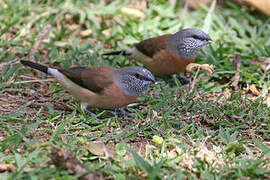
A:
[102,50,131,56]
[20,60,48,74]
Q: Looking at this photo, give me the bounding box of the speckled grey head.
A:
[114,66,156,96]
[167,28,212,59]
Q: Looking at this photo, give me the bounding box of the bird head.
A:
[114,66,156,96]
[169,28,212,59]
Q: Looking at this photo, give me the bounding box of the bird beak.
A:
[207,38,213,43]
[147,74,156,84]
[150,78,156,84]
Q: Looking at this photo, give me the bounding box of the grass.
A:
[0,0,270,179]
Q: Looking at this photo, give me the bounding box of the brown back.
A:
[59,67,114,93]
[135,34,170,58]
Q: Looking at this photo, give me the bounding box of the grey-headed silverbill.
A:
[103,28,212,83]
[20,60,156,117]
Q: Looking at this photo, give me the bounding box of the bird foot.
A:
[81,103,100,121]
[84,109,96,116]
[176,76,190,85]
[84,109,101,121]
[113,108,133,118]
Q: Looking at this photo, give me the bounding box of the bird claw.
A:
[84,109,101,121]
[113,108,133,118]
[176,76,190,85]
[81,103,101,121]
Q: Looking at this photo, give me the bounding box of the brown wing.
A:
[134,34,170,58]
[59,67,114,93]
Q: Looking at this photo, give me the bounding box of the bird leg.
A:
[81,103,100,121]
[113,108,133,118]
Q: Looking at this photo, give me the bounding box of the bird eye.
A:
[135,73,140,78]
[192,35,201,40]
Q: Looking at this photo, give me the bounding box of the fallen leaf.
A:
[86,142,104,156]
[102,29,111,37]
[186,63,215,74]
[80,29,92,37]
[179,142,225,173]
[250,57,270,71]
[249,84,261,96]
[230,54,242,90]
[51,146,103,180]
[0,0,8,9]
[239,0,270,17]
[186,0,212,8]
[54,41,71,47]
[65,13,73,20]
[62,0,73,9]
[0,164,16,172]
[120,7,146,19]
[30,24,51,62]
[187,63,214,93]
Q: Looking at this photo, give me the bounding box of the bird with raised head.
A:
[103,28,212,84]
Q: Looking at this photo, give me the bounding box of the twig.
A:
[18,9,57,38]
[230,54,242,90]
[0,58,19,70]
[5,73,17,86]
[102,144,110,158]
[189,66,201,93]
[18,75,44,80]
[51,146,103,180]
[14,78,55,84]
[29,24,51,62]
